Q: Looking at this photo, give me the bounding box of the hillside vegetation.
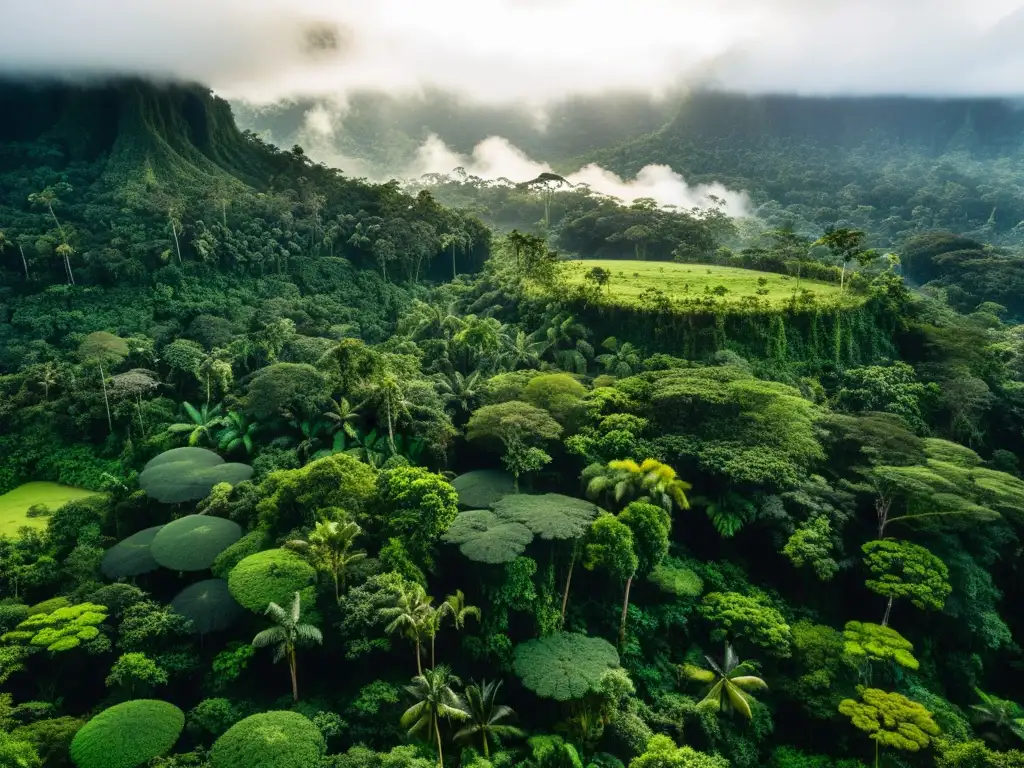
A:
[0,79,1022,768]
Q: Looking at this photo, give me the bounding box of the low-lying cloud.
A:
[2,0,1024,102]
[412,134,752,216]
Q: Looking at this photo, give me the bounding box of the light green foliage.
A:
[513,632,620,701]
[629,735,729,768]
[585,515,638,582]
[491,493,600,541]
[377,466,459,567]
[443,510,534,564]
[329,744,435,767]
[934,739,1024,768]
[525,734,584,768]
[139,448,253,504]
[187,698,246,740]
[782,516,839,580]
[105,652,168,692]
[227,549,316,614]
[842,621,919,670]
[209,643,256,691]
[211,530,269,579]
[244,363,328,420]
[700,592,792,657]
[619,501,670,574]
[210,711,325,768]
[647,558,704,599]
[521,374,588,427]
[466,402,563,474]
[78,332,129,368]
[0,729,41,768]
[839,688,940,753]
[834,361,929,430]
[170,579,244,634]
[100,526,164,579]
[118,600,194,655]
[561,261,850,310]
[3,602,108,652]
[9,715,83,767]
[150,515,242,571]
[451,470,517,509]
[399,665,469,764]
[584,458,690,514]
[0,483,101,538]
[862,539,951,613]
[254,453,376,532]
[680,643,768,720]
[161,339,206,379]
[26,597,70,617]
[70,699,185,768]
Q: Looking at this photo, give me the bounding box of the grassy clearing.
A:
[561,260,855,310]
[0,482,100,538]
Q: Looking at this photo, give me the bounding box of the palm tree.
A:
[496,328,546,371]
[971,688,1024,747]
[379,582,434,675]
[167,402,225,446]
[343,427,389,468]
[454,315,504,372]
[217,411,257,455]
[401,665,469,767]
[359,371,413,454]
[426,590,481,668]
[322,396,362,439]
[534,313,593,374]
[287,413,333,464]
[435,370,483,419]
[680,643,767,719]
[584,458,691,514]
[251,591,323,702]
[595,337,643,378]
[287,519,366,604]
[455,679,524,758]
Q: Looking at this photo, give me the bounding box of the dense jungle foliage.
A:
[1,79,1024,768]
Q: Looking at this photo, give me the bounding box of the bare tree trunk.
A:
[385,397,396,454]
[619,572,634,648]
[170,216,182,263]
[19,244,28,278]
[434,713,444,768]
[99,365,113,433]
[452,243,457,280]
[881,596,894,627]
[289,649,299,701]
[840,261,846,292]
[560,542,578,624]
[415,637,423,676]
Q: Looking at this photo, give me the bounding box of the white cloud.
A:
[1,0,1024,102]
[407,134,752,216]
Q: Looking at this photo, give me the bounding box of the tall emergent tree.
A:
[861,540,951,626]
[400,664,469,767]
[287,517,366,604]
[78,331,129,433]
[251,591,323,701]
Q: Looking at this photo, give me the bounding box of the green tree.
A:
[217,411,258,455]
[970,689,1024,747]
[699,591,793,657]
[584,458,691,515]
[379,582,434,675]
[466,401,563,491]
[167,402,226,446]
[782,516,839,581]
[585,514,639,649]
[861,540,951,626]
[400,664,469,768]
[454,679,524,759]
[0,729,41,768]
[105,652,168,697]
[287,518,366,604]
[251,591,324,702]
[814,226,876,292]
[839,688,940,768]
[78,331,129,433]
[378,467,460,571]
[630,734,729,768]
[586,266,612,295]
[842,621,919,680]
[596,337,643,378]
[679,643,768,720]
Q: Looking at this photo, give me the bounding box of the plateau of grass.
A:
[561,260,855,310]
[0,482,100,538]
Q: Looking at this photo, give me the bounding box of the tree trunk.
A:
[881,596,894,627]
[385,397,396,454]
[289,648,299,701]
[840,261,846,292]
[19,244,28,278]
[876,494,892,539]
[47,203,64,238]
[99,365,113,433]
[415,637,423,676]
[170,217,182,264]
[431,633,436,670]
[452,243,457,280]
[136,394,147,438]
[482,731,489,758]
[619,572,634,648]
[434,712,444,768]
[560,542,578,624]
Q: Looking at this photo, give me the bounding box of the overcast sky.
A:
[3,0,1024,104]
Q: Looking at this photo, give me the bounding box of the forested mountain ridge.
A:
[1,77,1023,768]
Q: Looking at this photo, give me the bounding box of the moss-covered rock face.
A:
[210,711,325,768]
[70,699,184,768]
[227,548,317,614]
[150,515,242,572]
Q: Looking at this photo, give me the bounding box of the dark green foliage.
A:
[210,711,325,768]
[150,515,242,571]
[451,470,516,509]
[139,448,253,504]
[244,363,328,420]
[100,526,164,579]
[513,632,619,701]
[443,510,534,564]
[211,529,269,579]
[491,493,600,541]
[69,699,184,768]
[169,579,244,634]
[700,592,792,657]
[227,549,316,613]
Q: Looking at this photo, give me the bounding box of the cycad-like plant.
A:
[217,410,257,455]
[167,402,225,446]
[401,665,470,768]
[584,458,691,514]
[971,688,1024,747]
[251,591,323,702]
[679,643,767,719]
[455,679,525,758]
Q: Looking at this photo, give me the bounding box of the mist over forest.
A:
[2,4,1024,768]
